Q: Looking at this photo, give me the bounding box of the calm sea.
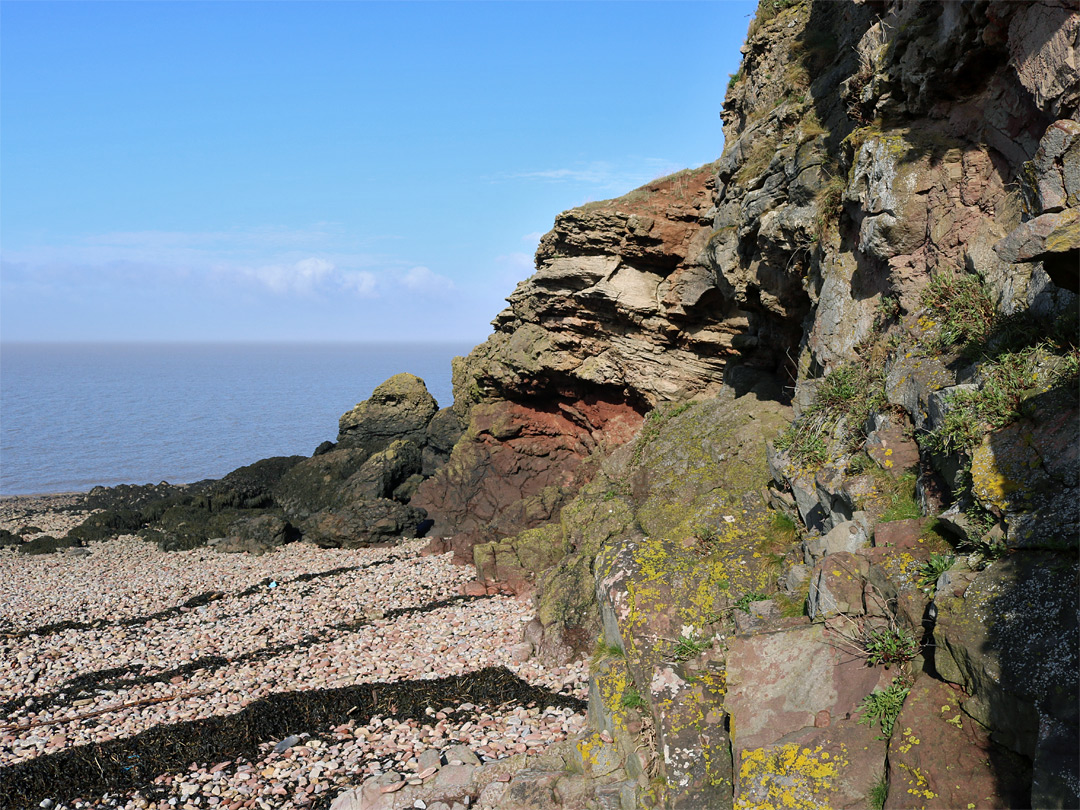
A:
[0,342,474,496]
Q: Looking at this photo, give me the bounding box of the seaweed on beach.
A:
[4,592,493,720]
[5,553,407,640]
[1,666,587,808]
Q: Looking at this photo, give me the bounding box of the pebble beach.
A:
[0,500,589,810]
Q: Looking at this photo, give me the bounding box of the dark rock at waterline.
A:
[197,455,306,510]
[271,447,373,519]
[81,482,189,513]
[60,374,455,552]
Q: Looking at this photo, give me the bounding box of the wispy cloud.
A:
[500,158,685,194]
[0,226,427,301]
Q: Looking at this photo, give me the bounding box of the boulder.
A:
[336,440,423,503]
[211,514,298,555]
[337,373,439,454]
[299,499,427,548]
[272,448,372,519]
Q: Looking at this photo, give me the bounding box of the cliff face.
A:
[413,164,742,559]
[414,1,1079,808]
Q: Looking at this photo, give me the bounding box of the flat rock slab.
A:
[884,677,1030,810]
[726,623,890,753]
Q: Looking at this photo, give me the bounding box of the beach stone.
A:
[417,749,442,771]
[273,735,301,754]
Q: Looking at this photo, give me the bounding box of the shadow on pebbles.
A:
[0,535,588,810]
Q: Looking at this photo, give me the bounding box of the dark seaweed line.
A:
[2,593,494,721]
[4,553,408,641]
[1,666,587,808]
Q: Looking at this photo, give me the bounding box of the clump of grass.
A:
[774,362,886,468]
[875,295,901,328]
[621,687,648,710]
[864,627,920,667]
[921,272,996,352]
[591,641,625,671]
[869,775,889,809]
[847,451,875,475]
[918,552,955,597]
[694,523,720,552]
[727,67,743,91]
[813,171,846,242]
[631,402,692,466]
[925,344,1075,456]
[669,633,712,662]
[858,678,910,739]
[734,135,779,185]
[878,471,921,523]
[773,592,808,618]
[735,591,771,614]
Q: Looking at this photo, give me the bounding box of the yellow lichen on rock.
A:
[734,743,849,810]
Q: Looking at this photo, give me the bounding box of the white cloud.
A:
[341,270,378,296]
[521,231,545,245]
[243,257,336,294]
[397,265,455,293]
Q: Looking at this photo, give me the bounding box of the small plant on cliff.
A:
[621,687,648,710]
[591,642,625,671]
[735,591,770,614]
[878,470,921,523]
[813,171,846,242]
[917,552,955,597]
[857,678,910,739]
[693,523,720,551]
[774,361,886,469]
[920,272,996,352]
[864,627,920,667]
[668,631,712,662]
[875,295,901,328]
[631,403,693,466]
[869,776,890,810]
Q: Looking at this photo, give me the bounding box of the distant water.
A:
[0,342,475,496]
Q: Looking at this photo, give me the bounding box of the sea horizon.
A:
[0,340,477,496]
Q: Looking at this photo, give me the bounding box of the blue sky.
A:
[1,1,756,342]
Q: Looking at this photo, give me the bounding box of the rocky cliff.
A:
[406,1,1080,809]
